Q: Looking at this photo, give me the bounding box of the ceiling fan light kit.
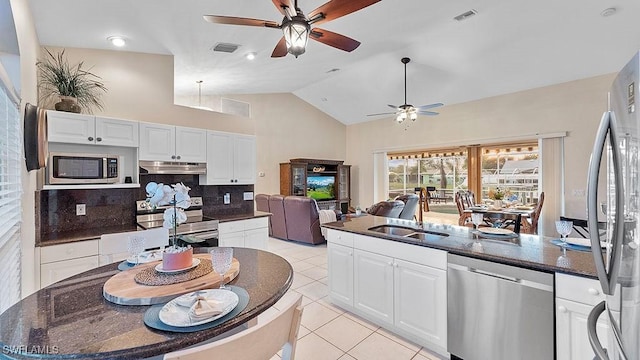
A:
[204,0,381,58]
[367,57,443,127]
[283,16,310,57]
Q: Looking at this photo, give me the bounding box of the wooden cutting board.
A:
[103,254,240,305]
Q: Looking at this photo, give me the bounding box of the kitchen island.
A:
[322,215,602,359]
[0,248,292,359]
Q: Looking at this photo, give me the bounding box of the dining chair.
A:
[163,294,304,360]
[455,191,475,226]
[483,212,522,233]
[522,192,545,234]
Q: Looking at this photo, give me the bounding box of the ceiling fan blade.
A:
[417,103,444,110]
[203,15,280,29]
[367,112,396,116]
[308,0,381,26]
[309,28,360,52]
[272,0,297,18]
[387,104,398,109]
[271,37,288,58]
[418,111,440,116]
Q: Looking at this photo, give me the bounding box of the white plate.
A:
[478,227,515,235]
[127,249,163,264]
[159,289,239,327]
[155,258,201,273]
[565,237,607,248]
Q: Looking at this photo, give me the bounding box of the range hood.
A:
[139,160,207,175]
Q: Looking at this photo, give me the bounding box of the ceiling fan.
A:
[368,57,444,124]
[203,0,380,58]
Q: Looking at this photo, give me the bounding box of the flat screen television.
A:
[306,175,335,201]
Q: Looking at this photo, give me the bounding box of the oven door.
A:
[177,230,219,249]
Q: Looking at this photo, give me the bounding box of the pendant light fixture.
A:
[193,80,213,111]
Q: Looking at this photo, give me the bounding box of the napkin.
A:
[188,296,224,321]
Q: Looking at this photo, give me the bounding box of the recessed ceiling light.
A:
[245,52,257,60]
[107,36,126,47]
[600,7,617,17]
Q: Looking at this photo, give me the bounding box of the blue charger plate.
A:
[550,239,592,252]
[143,285,249,333]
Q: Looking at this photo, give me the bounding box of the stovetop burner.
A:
[135,197,219,235]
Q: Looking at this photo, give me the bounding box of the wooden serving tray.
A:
[103,254,240,305]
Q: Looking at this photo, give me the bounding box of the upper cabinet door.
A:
[95,117,139,147]
[234,134,256,185]
[47,111,96,144]
[201,131,234,185]
[175,126,207,162]
[139,122,176,161]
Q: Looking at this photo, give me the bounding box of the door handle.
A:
[588,301,609,360]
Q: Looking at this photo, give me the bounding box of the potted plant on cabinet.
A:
[36,48,107,114]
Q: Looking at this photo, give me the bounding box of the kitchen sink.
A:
[367,225,449,241]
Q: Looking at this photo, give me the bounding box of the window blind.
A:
[0,70,22,315]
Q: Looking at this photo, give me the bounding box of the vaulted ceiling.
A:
[28,0,640,124]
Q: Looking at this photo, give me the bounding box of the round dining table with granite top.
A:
[0,248,293,360]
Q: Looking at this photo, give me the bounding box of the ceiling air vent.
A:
[212,43,240,53]
[454,9,477,21]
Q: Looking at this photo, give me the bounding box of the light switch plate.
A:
[76,204,86,216]
[223,193,231,205]
[243,192,254,201]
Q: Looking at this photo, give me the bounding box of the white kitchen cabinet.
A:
[139,123,206,162]
[326,229,448,354]
[394,258,447,349]
[218,217,268,249]
[39,240,100,288]
[555,273,614,360]
[327,242,354,306]
[48,110,138,147]
[200,131,256,185]
[354,249,394,327]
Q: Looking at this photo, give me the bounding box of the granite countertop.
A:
[322,215,598,278]
[0,248,293,359]
[37,212,272,247]
[211,210,271,223]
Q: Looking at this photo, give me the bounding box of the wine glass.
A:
[210,248,233,289]
[471,213,484,231]
[555,220,573,248]
[127,235,146,266]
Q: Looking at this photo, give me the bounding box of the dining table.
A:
[462,205,535,230]
[0,248,293,360]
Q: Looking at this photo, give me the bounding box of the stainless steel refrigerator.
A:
[587,50,640,360]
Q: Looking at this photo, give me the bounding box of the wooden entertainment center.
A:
[280,158,351,213]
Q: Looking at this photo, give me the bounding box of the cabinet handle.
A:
[558,306,567,313]
[171,155,176,159]
[349,252,353,256]
[588,288,600,296]
[177,155,181,160]
[96,137,102,142]
[393,263,398,268]
[88,136,94,141]
[387,261,393,266]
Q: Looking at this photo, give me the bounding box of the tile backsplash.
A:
[37,174,255,242]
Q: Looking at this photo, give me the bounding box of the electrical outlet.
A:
[243,192,254,201]
[223,193,231,205]
[76,204,86,216]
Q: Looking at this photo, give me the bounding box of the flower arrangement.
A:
[145,182,192,248]
[488,187,507,200]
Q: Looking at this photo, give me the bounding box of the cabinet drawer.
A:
[556,273,606,305]
[243,217,268,230]
[353,235,446,270]
[219,220,245,234]
[41,240,99,264]
[326,229,354,247]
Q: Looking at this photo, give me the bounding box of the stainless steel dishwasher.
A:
[447,254,554,360]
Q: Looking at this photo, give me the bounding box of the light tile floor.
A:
[264,237,446,360]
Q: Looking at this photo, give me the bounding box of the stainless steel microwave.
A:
[48,152,120,184]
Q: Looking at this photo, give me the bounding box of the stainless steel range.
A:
[136,196,219,248]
